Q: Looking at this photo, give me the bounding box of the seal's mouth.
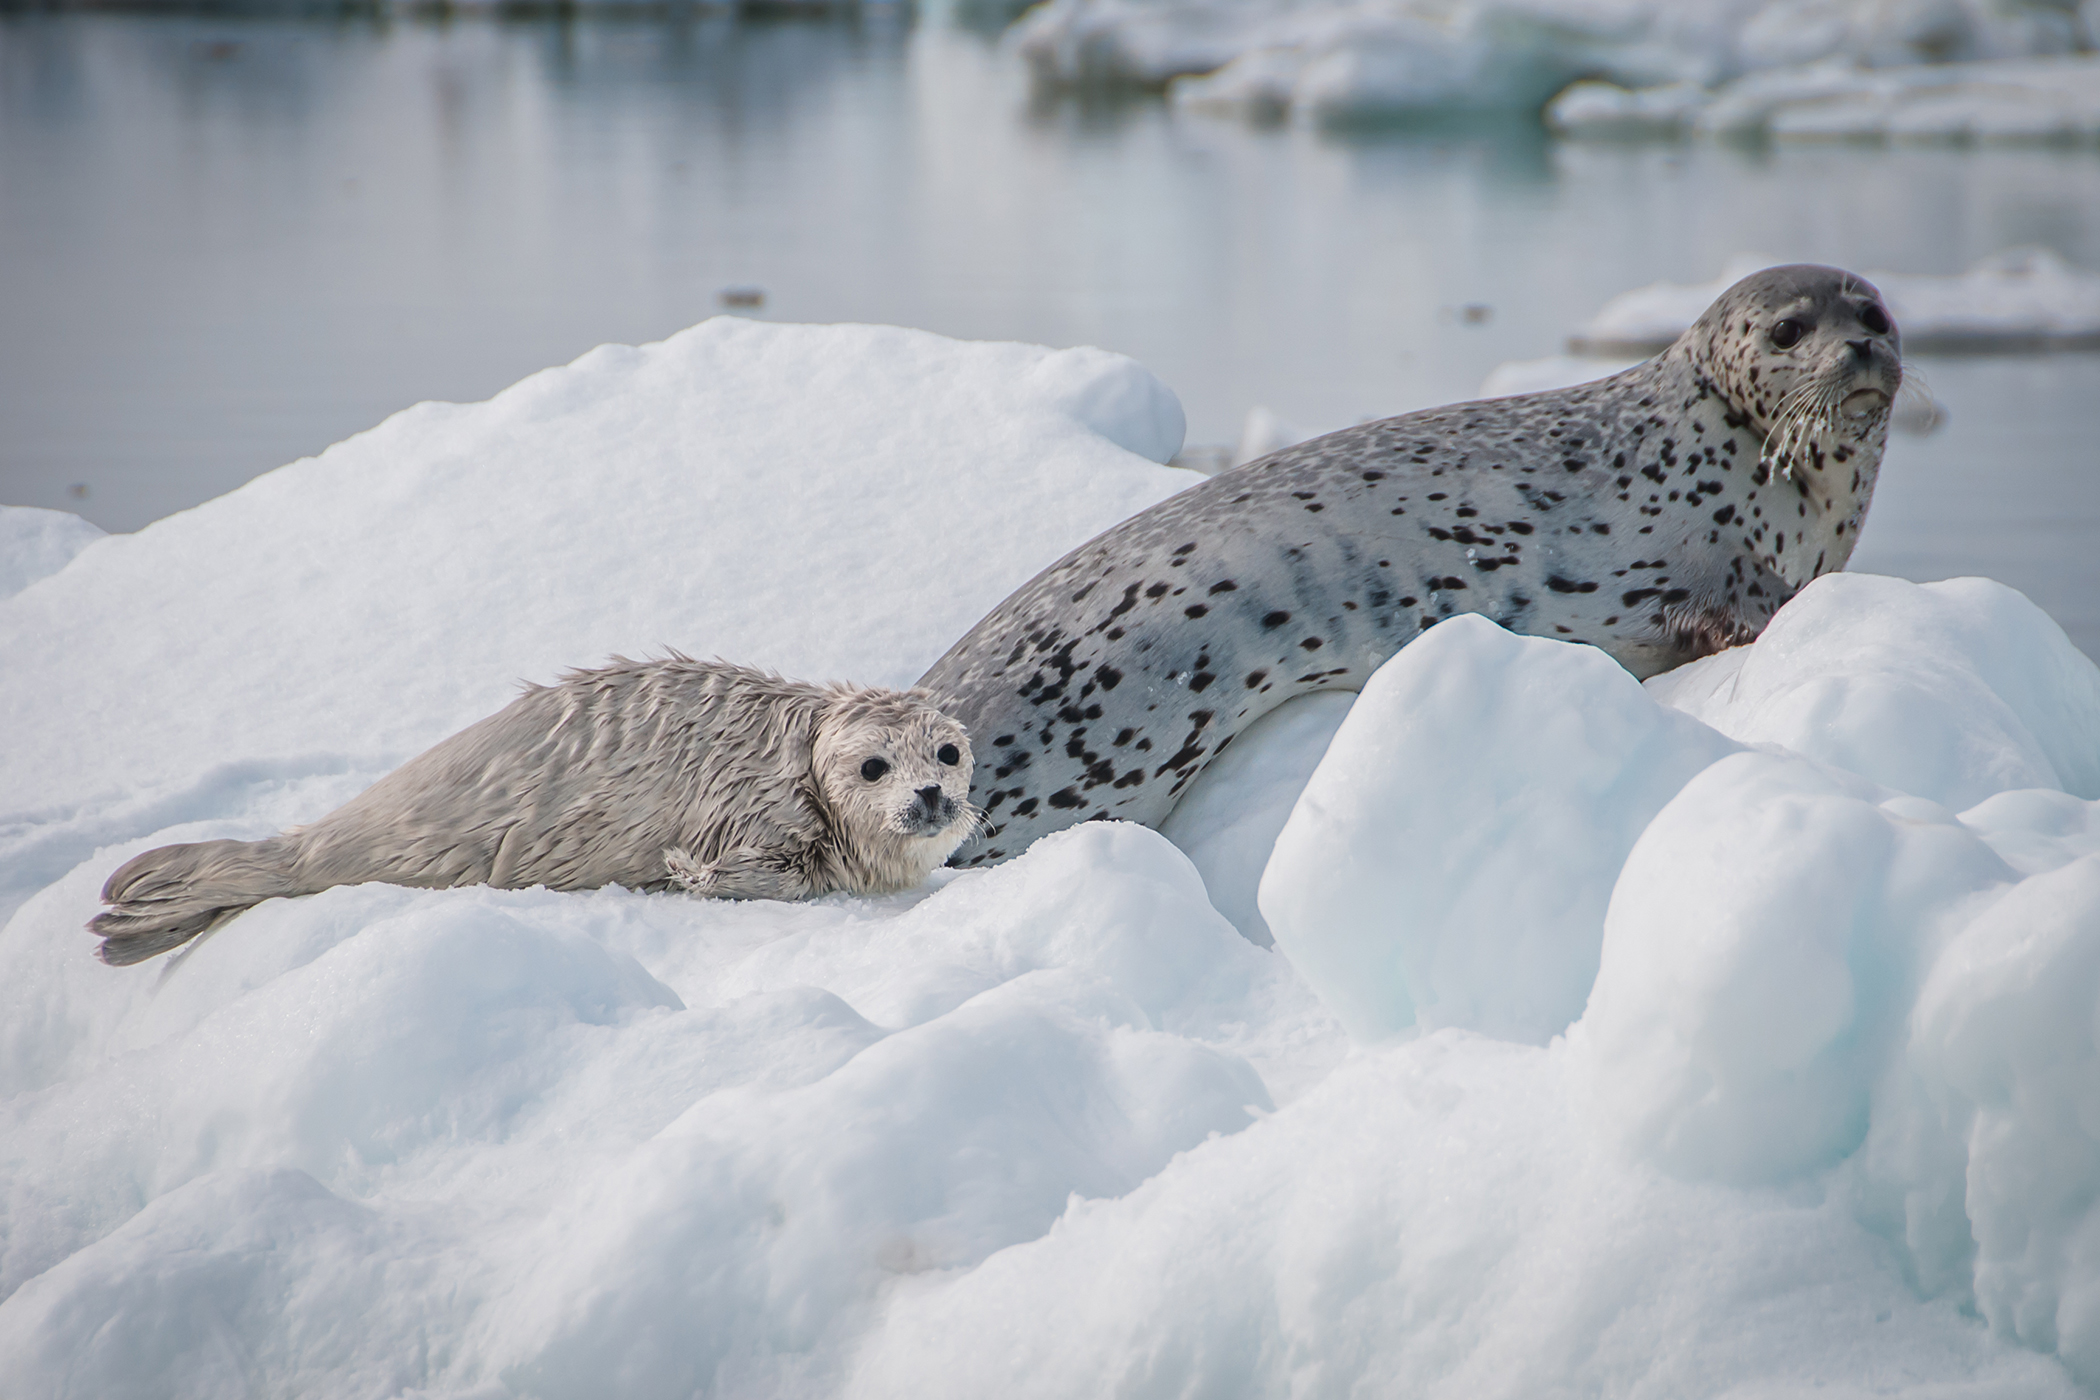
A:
[892,787,963,839]
[1840,387,1890,420]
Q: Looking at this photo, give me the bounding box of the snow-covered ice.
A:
[7,316,2100,1396]
[1011,0,2100,126]
[1568,246,2100,355]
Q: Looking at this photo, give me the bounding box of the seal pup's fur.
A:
[920,264,1902,866]
[89,657,977,966]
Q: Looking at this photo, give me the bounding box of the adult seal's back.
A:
[921,264,1902,865]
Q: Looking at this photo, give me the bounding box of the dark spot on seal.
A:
[1299,637,1324,651]
[1048,789,1085,810]
[1208,580,1238,594]
[1262,611,1291,629]
[1546,575,1598,594]
[1185,605,1209,618]
[1245,670,1268,688]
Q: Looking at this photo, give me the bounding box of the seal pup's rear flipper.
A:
[88,836,302,965]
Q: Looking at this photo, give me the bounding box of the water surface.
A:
[2,10,2095,652]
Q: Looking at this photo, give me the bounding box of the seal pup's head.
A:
[1685,264,1902,482]
[812,688,978,886]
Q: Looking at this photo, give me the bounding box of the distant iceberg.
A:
[1551,51,2100,142]
[1009,0,2100,129]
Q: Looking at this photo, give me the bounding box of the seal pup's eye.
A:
[1769,319,1805,349]
[1858,303,1891,335]
[860,757,890,782]
[937,743,961,767]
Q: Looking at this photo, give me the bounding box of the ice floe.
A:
[1567,246,2100,355]
[6,316,2100,1397]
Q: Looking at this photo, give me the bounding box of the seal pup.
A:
[89,657,977,966]
[921,263,1900,866]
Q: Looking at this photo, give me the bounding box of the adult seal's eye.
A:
[860,757,890,782]
[1770,319,1804,349]
[937,743,961,766]
[1859,303,1891,335]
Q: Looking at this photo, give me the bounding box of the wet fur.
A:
[921,264,1901,866]
[90,658,976,966]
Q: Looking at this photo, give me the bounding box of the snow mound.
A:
[0,505,104,601]
[1261,615,1741,1045]
[1647,573,2100,809]
[8,317,2100,1395]
[1552,52,2100,144]
[1568,246,2100,355]
[1012,0,2100,125]
[1573,743,2100,1382]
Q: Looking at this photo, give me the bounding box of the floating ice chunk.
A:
[1044,0,2100,124]
[1552,52,2100,145]
[0,506,104,602]
[1477,353,1641,398]
[1543,77,1709,136]
[1648,573,2100,809]
[1261,615,1740,1044]
[1568,245,2100,354]
[1231,403,1316,465]
[1565,251,1788,354]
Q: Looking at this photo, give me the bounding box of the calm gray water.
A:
[3,10,2097,653]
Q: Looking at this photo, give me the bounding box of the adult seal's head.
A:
[918,264,1901,868]
[1687,264,1901,505]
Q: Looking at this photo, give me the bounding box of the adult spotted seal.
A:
[89,658,977,966]
[922,263,1900,865]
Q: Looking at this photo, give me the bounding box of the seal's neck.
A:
[1657,344,1885,591]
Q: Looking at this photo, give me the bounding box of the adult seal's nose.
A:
[1849,339,1874,361]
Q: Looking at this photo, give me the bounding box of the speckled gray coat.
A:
[922,264,1901,866]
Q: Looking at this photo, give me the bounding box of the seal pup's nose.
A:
[916,784,943,808]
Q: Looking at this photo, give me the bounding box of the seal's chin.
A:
[1840,387,1890,420]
